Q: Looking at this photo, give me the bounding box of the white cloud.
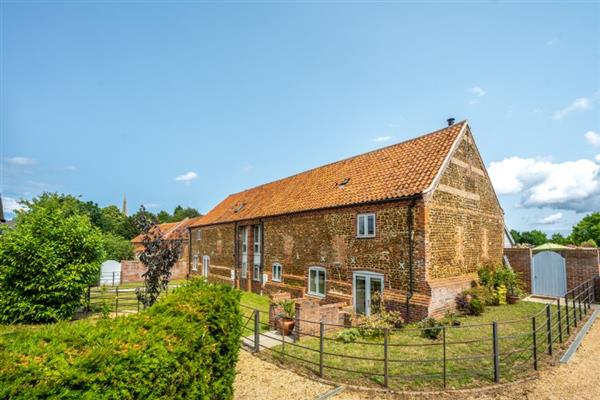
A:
[468,99,480,106]
[5,156,35,166]
[537,212,563,225]
[2,196,25,214]
[470,86,486,97]
[584,131,600,146]
[553,97,592,120]
[595,154,600,163]
[175,171,198,184]
[373,136,392,143]
[488,156,600,212]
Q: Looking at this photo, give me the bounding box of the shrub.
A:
[580,239,598,248]
[335,328,361,343]
[277,299,296,319]
[468,298,485,316]
[0,196,104,323]
[494,285,508,305]
[420,317,443,340]
[0,279,243,399]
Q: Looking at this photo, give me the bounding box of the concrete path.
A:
[241,330,294,350]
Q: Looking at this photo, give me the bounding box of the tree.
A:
[155,206,201,223]
[134,206,182,308]
[512,229,548,246]
[0,195,103,323]
[571,212,600,246]
[550,233,570,245]
[101,232,134,261]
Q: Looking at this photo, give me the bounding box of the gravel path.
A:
[234,318,600,400]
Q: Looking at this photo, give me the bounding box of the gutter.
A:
[406,198,417,321]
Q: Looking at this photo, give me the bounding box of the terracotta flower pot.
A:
[277,317,295,336]
[507,295,520,305]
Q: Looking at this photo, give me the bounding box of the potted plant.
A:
[276,299,296,336]
[507,284,522,304]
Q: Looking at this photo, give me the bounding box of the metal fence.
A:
[98,271,122,287]
[82,284,178,317]
[241,276,598,391]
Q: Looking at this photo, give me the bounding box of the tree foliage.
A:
[510,229,548,246]
[0,195,104,323]
[156,205,200,223]
[571,212,600,246]
[100,232,134,261]
[134,206,182,308]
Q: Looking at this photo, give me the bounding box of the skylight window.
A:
[233,203,245,213]
[338,178,351,188]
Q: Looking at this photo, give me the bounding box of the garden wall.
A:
[504,247,600,294]
[120,260,188,283]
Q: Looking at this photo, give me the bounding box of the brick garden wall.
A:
[120,260,189,283]
[503,248,600,294]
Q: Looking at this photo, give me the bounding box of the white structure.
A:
[100,260,121,286]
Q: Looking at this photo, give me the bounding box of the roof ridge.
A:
[229,121,467,198]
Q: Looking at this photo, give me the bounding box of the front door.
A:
[353,272,384,315]
[532,251,567,297]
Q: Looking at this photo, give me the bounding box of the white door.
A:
[353,272,384,315]
[532,251,567,297]
[241,227,248,278]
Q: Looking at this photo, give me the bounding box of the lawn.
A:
[240,291,271,336]
[263,300,578,391]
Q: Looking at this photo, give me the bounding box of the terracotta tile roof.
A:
[195,121,467,226]
[131,217,193,244]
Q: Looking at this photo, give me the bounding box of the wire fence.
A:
[241,276,598,390]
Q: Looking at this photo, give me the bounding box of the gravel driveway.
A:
[234,318,600,400]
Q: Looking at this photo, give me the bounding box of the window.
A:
[253,263,261,281]
[308,267,326,297]
[195,230,201,241]
[272,263,282,282]
[192,255,198,272]
[253,225,261,254]
[202,255,210,277]
[357,213,376,238]
[241,226,248,254]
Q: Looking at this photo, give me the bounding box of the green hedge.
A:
[0,279,243,399]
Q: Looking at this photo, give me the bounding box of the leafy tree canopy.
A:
[101,232,134,261]
[511,229,548,246]
[156,205,200,223]
[0,195,104,323]
[570,212,600,246]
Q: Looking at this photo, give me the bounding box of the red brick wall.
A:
[504,248,600,294]
[120,260,189,283]
[504,248,533,292]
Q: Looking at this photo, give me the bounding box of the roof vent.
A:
[338,177,351,189]
[232,203,245,213]
[447,118,455,126]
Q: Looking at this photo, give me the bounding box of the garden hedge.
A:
[0,279,243,399]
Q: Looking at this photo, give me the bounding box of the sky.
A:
[1,1,599,235]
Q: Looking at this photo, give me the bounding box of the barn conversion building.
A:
[188,121,504,320]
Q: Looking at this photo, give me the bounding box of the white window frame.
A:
[202,255,210,277]
[352,271,384,316]
[357,213,376,238]
[241,227,248,277]
[308,266,326,297]
[192,255,198,272]
[272,263,282,282]
[253,225,262,282]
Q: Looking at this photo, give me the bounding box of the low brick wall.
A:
[120,260,189,283]
[504,248,532,292]
[503,248,600,294]
[293,298,350,339]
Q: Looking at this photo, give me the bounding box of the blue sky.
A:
[1,1,599,234]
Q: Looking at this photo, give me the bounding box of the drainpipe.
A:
[234,222,239,289]
[406,199,416,322]
[259,219,265,295]
[187,227,192,279]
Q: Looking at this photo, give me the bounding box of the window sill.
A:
[307,292,326,299]
[356,235,376,239]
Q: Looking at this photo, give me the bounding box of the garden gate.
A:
[532,250,566,297]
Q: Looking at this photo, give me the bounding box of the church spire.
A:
[122,193,127,216]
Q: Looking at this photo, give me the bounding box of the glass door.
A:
[353,272,384,316]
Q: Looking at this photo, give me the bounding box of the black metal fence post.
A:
[112,271,115,287]
[254,310,260,352]
[532,316,538,371]
[546,305,552,356]
[578,294,583,321]
[573,297,578,328]
[442,325,447,389]
[383,328,389,388]
[319,321,324,378]
[565,294,570,335]
[557,298,563,343]
[492,322,500,383]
